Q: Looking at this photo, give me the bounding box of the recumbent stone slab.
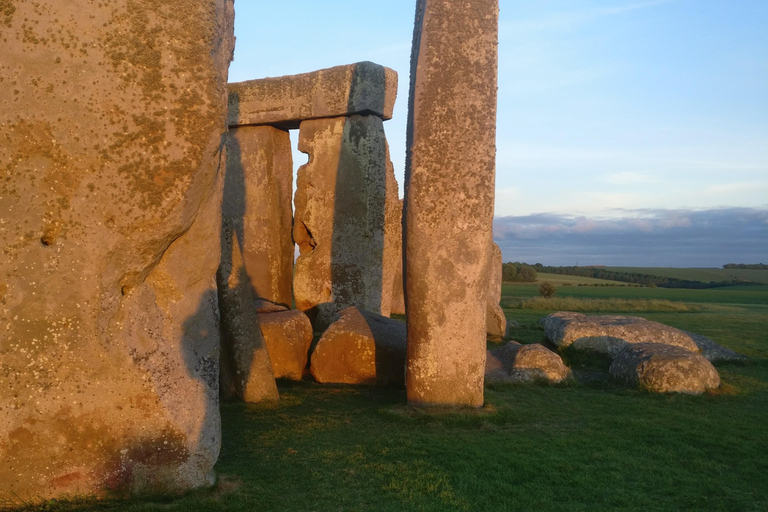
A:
[228,61,398,129]
[404,0,499,407]
[0,0,234,503]
[485,342,571,384]
[259,310,314,381]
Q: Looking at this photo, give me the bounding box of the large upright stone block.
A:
[224,126,293,307]
[0,0,234,503]
[293,115,399,318]
[404,0,499,407]
[487,242,508,341]
[228,62,398,129]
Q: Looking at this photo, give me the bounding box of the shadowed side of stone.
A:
[310,307,406,386]
[609,343,721,394]
[228,62,398,129]
[0,0,235,503]
[404,0,499,407]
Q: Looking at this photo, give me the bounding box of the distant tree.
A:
[502,262,517,282]
[539,282,556,299]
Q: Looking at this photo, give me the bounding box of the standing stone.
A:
[224,125,293,307]
[0,0,234,504]
[217,225,280,403]
[293,115,399,318]
[486,242,508,341]
[404,0,499,406]
[390,199,406,316]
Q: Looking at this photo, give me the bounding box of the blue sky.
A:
[230,1,767,266]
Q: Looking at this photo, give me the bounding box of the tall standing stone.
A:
[293,115,399,318]
[404,0,499,406]
[487,242,508,341]
[0,0,234,503]
[390,199,406,316]
[224,126,293,307]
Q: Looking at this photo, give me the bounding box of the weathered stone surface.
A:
[0,0,234,503]
[610,343,721,394]
[259,310,313,380]
[404,0,499,407]
[293,115,399,318]
[224,125,293,307]
[310,307,406,386]
[542,312,741,361]
[253,299,290,314]
[218,224,280,403]
[390,199,406,316]
[228,62,398,129]
[485,343,571,384]
[486,242,507,342]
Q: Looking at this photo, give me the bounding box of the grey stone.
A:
[610,343,721,394]
[404,0,499,407]
[228,62,398,129]
[293,115,399,318]
[485,343,571,384]
[0,0,234,503]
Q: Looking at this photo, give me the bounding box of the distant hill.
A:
[604,267,768,285]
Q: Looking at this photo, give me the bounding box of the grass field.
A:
[15,285,768,512]
[534,272,630,286]
[604,266,768,284]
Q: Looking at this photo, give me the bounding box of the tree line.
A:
[502,262,537,282]
[723,263,767,270]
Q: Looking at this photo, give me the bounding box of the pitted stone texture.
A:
[310,307,406,387]
[485,343,571,384]
[0,0,234,503]
[293,115,399,318]
[390,199,406,316]
[404,0,499,407]
[610,343,721,394]
[542,312,740,362]
[218,224,279,403]
[228,62,398,129]
[486,242,507,342]
[224,125,293,307]
[259,310,313,380]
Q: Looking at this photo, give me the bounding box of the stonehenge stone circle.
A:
[404,0,499,407]
[0,0,235,503]
[224,125,294,307]
[293,115,400,318]
[228,62,398,129]
[486,242,508,341]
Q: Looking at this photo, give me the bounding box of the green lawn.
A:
[604,266,768,284]
[17,285,768,512]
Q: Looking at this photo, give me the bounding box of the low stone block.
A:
[609,343,720,394]
[310,307,406,386]
[485,343,571,384]
[259,310,314,380]
[542,312,701,357]
[228,62,398,129]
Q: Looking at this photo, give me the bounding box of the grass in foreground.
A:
[11,286,768,512]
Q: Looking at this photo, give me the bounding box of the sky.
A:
[229,1,768,267]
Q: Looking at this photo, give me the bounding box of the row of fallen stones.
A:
[254,305,745,396]
[540,312,745,394]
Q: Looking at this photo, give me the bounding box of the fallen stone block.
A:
[486,343,571,384]
[259,310,314,380]
[610,343,721,394]
[310,307,406,386]
[228,61,398,129]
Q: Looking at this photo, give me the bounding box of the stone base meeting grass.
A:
[12,286,768,512]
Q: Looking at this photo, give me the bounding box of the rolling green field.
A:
[534,272,629,286]
[15,285,768,512]
[604,266,768,284]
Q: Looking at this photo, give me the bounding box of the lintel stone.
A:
[228,61,398,129]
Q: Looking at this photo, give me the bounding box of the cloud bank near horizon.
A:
[493,207,768,267]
